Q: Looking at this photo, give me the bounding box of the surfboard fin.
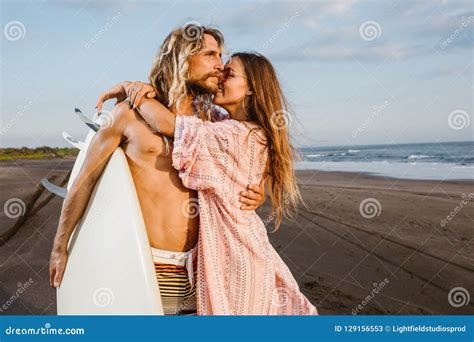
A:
[41,178,68,198]
[62,131,85,150]
[74,108,100,132]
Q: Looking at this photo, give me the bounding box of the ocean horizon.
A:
[296,140,474,181]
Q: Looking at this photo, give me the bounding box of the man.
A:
[49,25,264,315]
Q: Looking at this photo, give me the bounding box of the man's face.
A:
[187,33,224,95]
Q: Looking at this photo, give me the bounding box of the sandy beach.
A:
[0,158,472,315]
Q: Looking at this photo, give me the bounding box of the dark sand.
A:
[1,159,473,315]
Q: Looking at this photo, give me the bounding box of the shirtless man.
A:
[49,25,264,315]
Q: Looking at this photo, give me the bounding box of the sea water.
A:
[296,141,474,180]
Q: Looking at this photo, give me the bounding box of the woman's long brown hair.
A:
[234,52,303,231]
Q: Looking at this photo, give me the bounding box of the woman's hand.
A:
[95,81,156,112]
[49,244,68,288]
[239,183,266,210]
[124,81,157,109]
[95,81,131,112]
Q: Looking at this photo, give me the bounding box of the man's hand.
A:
[49,245,68,288]
[239,183,266,210]
[124,81,157,109]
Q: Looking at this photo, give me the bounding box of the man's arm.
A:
[49,103,129,287]
[136,97,176,136]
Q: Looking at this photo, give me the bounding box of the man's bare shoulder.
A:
[106,102,166,149]
[98,101,139,135]
[110,101,136,124]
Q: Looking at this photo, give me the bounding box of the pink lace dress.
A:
[172,114,318,315]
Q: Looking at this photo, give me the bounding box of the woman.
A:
[100,52,317,315]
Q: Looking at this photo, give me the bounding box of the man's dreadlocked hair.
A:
[149,23,224,121]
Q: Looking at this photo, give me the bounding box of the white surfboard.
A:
[57,110,164,315]
[62,131,85,150]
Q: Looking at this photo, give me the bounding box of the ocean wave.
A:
[408,154,432,160]
[306,152,348,158]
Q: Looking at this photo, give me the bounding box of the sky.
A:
[0,0,472,148]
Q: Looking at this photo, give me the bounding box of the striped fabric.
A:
[154,256,198,315]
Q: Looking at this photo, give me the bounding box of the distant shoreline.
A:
[0,147,78,161]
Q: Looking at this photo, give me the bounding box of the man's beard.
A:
[186,73,219,120]
[186,73,219,96]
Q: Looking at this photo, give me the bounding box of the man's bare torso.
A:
[119,110,199,252]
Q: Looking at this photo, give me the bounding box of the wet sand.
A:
[0,159,473,315]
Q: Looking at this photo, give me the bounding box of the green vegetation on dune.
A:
[0,147,79,160]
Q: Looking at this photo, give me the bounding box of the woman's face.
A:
[213,57,249,111]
